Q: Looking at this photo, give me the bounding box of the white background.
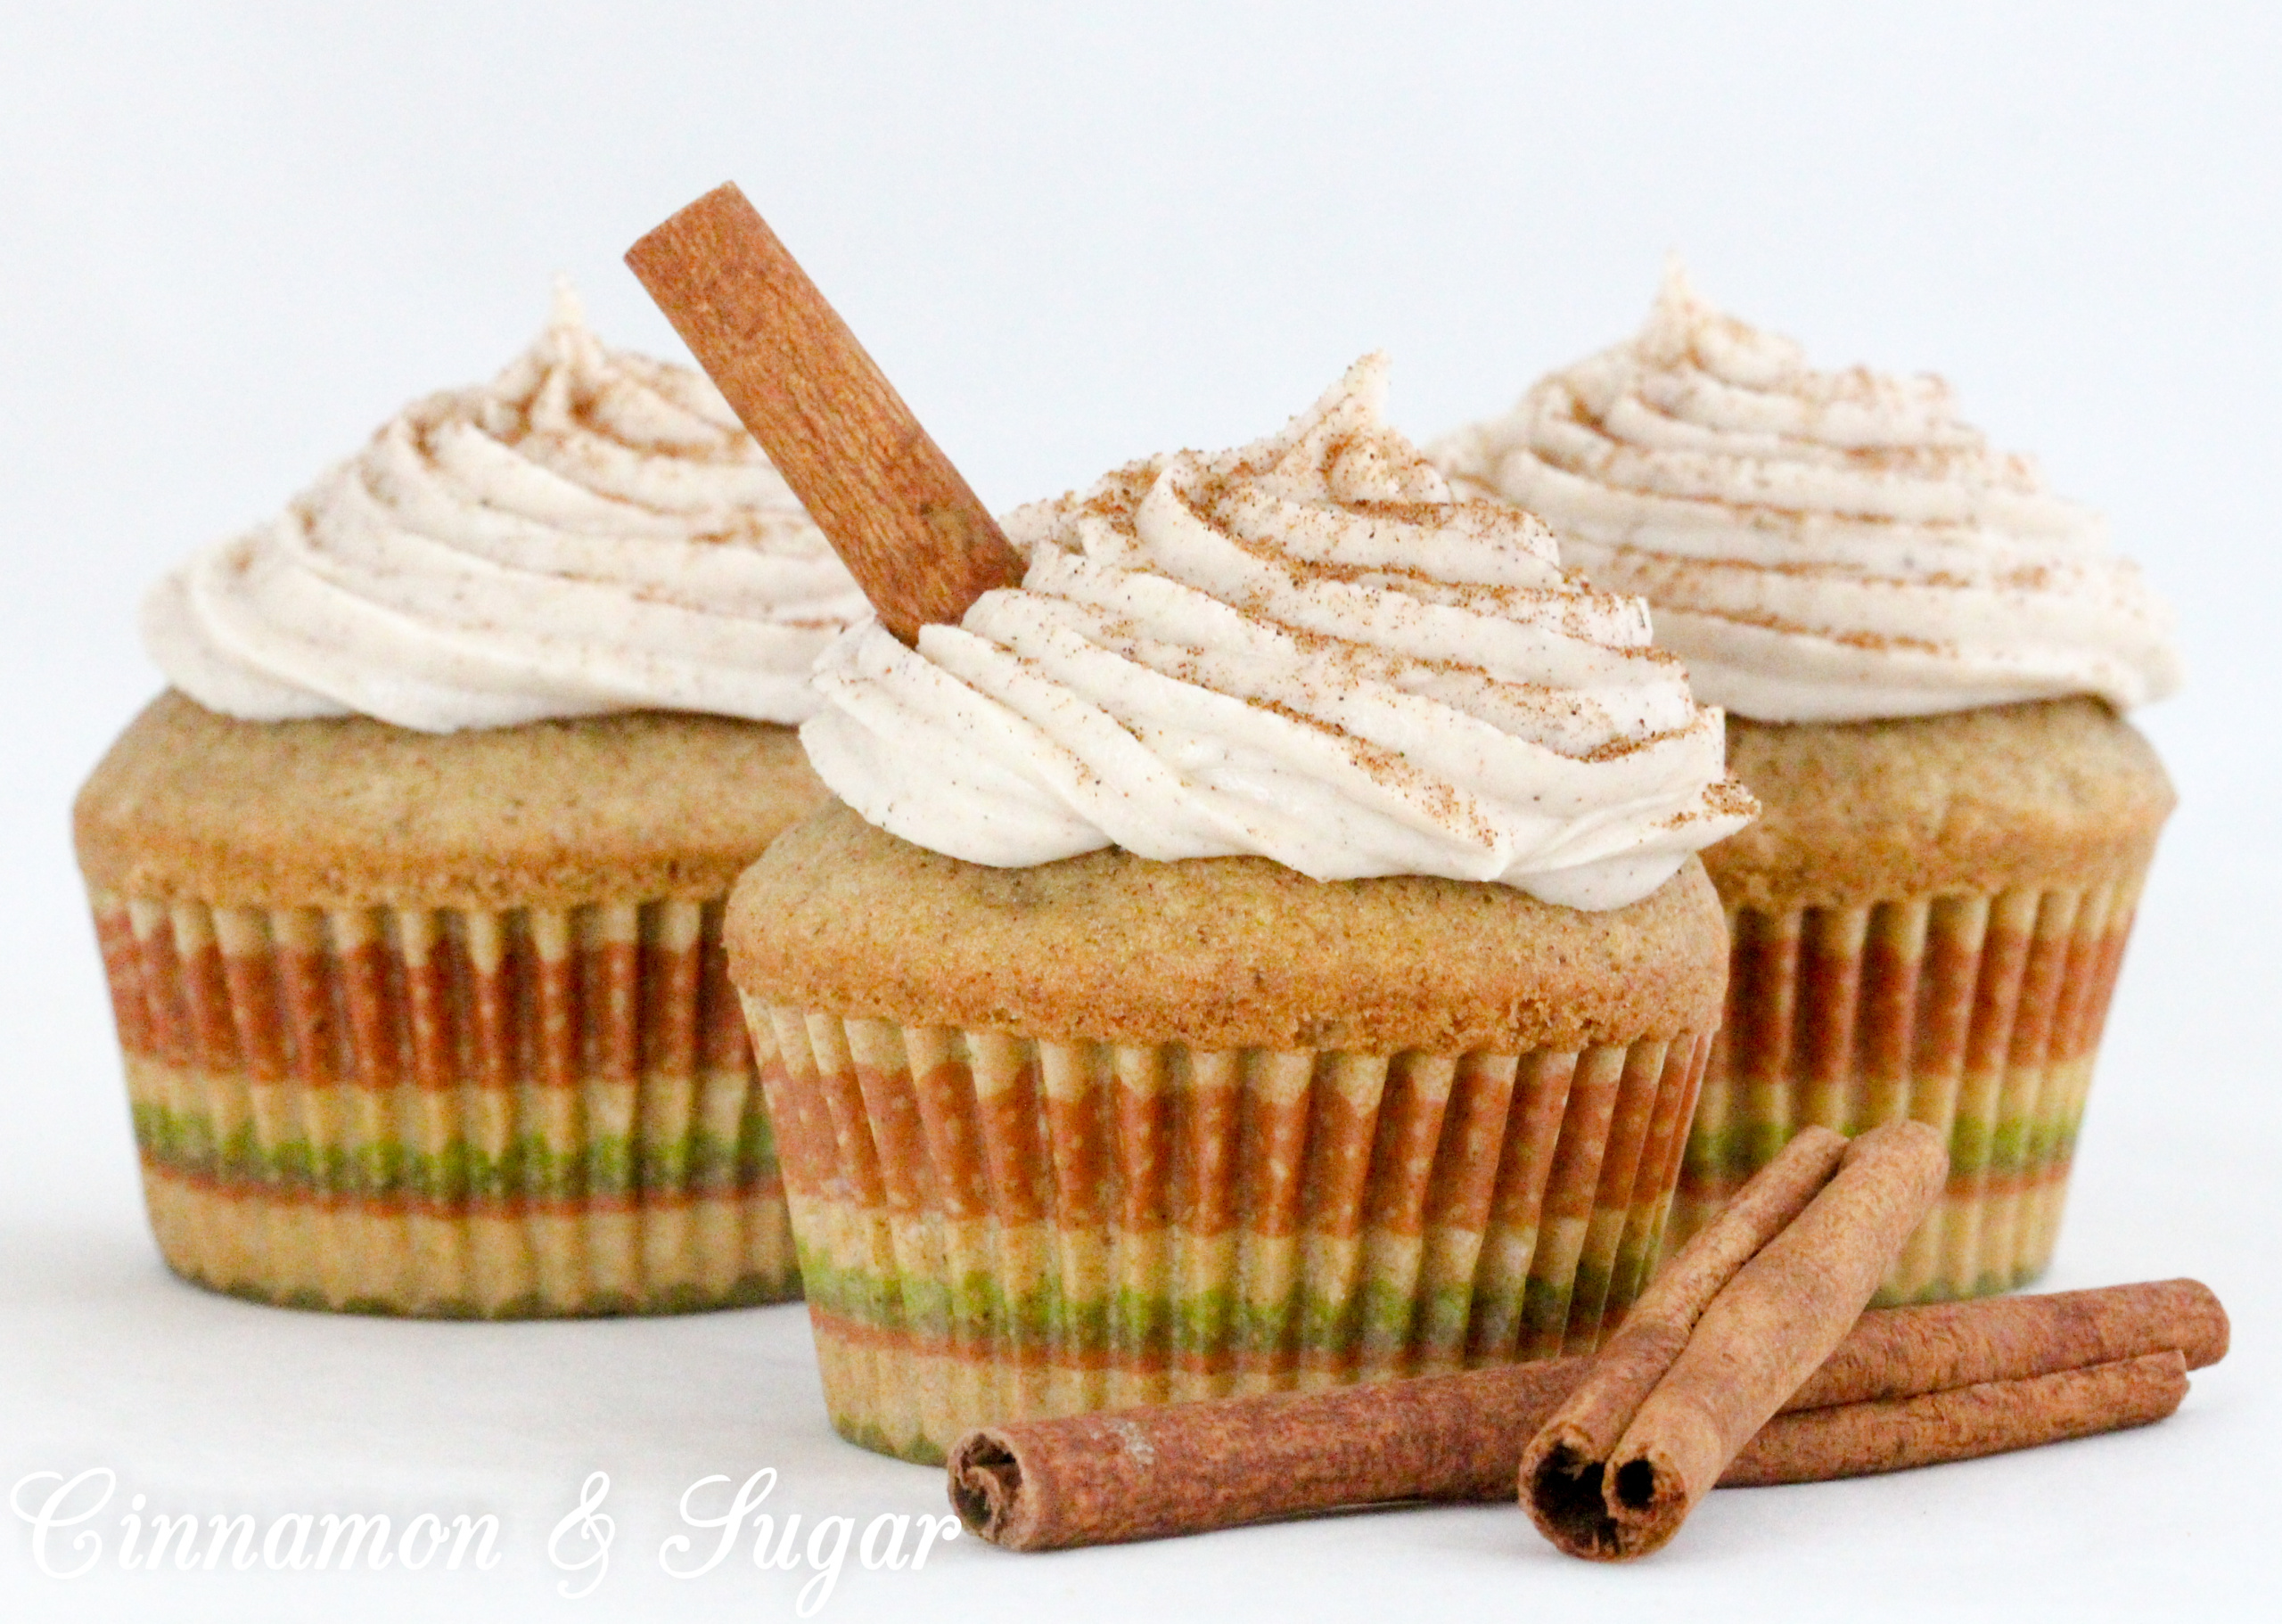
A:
[3,4,2278,1619]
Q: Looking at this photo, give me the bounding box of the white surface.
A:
[3,4,2278,1619]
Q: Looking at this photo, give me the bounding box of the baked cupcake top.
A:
[799,354,1754,912]
[143,283,869,732]
[1431,264,2182,724]
[1705,697,2173,911]
[76,692,826,909]
[733,801,1727,1052]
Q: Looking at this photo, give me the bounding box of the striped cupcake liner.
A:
[749,1002,1711,1464]
[90,891,798,1316]
[1670,872,2147,1304]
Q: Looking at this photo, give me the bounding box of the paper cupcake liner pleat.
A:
[88,890,798,1316]
[1670,873,2143,1303]
[750,1000,1712,1464]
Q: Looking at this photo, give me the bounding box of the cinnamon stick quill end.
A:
[1519,1425,1632,1562]
[1520,1428,1702,1562]
[948,1428,1034,1549]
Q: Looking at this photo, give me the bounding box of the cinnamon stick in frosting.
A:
[950,1277,2224,1551]
[626,182,1025,644]
[1520,1119,1949,1560]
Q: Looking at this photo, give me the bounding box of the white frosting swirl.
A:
[800,355,1754,911]
[1431,264,2181,722]
[144,283,870,731]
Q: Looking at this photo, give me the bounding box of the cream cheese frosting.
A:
[144,283,870,731]
[800,355,1755,911]
[1431,264,2181,723]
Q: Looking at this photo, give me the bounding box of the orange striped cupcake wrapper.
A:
[91,890,798,1316]
[1671,870,2147,1303]
[748,1003,1711,1464]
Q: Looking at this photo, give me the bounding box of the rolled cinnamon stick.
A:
[1727,1351,2188,1487]
[1522,1119,1948,1561]
[1514,1126,1849,1532]
[948,1278,2223,1551]
[950,1358,1592,1553]
[1785,1276,2227,1409]
[626,183,1025,644]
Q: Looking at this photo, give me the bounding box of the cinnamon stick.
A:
[950,1358,1589,1553]
[1519,1125,1849,1506]
[1729,1351,2188,1486]
[626,183,1025,644]
[1785,1275,2227,1409]
[1522,1119,1949,1560]
[948,1277,2223,1550]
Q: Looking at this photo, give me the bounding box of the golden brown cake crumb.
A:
[1703,698,2173,912]
[730,801,1728,1054]
[74,692,828,908]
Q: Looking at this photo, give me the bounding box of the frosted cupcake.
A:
[74,285,870,1316]
[728,356,1756,1460]
[1433,266,2180,1300]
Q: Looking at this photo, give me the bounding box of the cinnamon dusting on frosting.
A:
[801,355,1755,910]
[1432,262,2180,722]
[143,282,868,732]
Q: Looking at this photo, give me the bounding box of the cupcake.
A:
[1432,266,2180,1301]
[727,356,1756,1460]
[74,285,871,1316]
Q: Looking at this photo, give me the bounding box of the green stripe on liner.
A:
[174,1263,800,1319]
[133,1103,779,1202]
[1411,1282,1481,1355]
[830,1412,937,1466]
[1684,1111,2083,1185]
[790,1244,1629,1362]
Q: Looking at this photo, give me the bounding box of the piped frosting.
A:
[1432,264,2180,722]
[801,354,1754,911]
[144,283,869,731]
